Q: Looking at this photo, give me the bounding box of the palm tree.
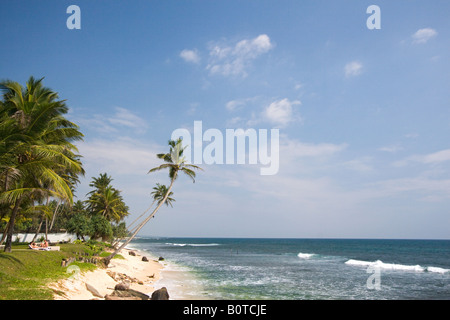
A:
[151,183,176,208]
[87,185,129,223]
[127,183,175,235]
[86,173,129,223]
[104,138,202,265]
[0,77,84,252]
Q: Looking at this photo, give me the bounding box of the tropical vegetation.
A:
[0,77,130,251]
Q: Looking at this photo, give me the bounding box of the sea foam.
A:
[166,243,220,247]
[297,253,315,259]
[345,259,449,274]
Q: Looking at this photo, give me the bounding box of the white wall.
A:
[0,232,77,243]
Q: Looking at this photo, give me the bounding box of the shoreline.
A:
[49,247,165,300]
[128,243,210,300]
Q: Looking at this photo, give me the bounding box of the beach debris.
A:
[151,287,169,300]
[85,283,103,298]
[106,270,143,285]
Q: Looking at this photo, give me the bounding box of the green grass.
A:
[0,243,114,300]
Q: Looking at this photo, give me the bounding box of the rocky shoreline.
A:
[49,248,168,300]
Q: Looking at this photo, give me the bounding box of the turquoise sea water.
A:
[129,238,450,300]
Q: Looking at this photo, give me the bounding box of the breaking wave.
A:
[345,259,449,274]
[297,252,316,259]
[165,243,220,247]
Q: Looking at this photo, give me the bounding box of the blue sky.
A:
[1,0,449,239]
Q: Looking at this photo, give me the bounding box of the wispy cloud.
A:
[225,96,259,111]
[344,61,363,78]
[74,107,148,135]
[412,28,437,44]
[108,107,148,133]
[180,49,201,64]
[206,34,273,77]
[394,149,450,167]
[78,138,162,176]
[378,144,403,153]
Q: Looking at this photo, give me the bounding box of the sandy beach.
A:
[49,248,165,300]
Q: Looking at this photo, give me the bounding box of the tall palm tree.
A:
[127,183,175,234]
[0,77,84,252]
[104,138,202,265]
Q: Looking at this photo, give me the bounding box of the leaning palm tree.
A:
[104,138,202,265]
[127,183,175,234]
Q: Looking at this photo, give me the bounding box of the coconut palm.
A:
[104,138,202,265]
[85,173,129,223]
[86,185,129,223]
[0,77,84,252]
[127,183,175,234]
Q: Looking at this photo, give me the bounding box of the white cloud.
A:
[263,98,300,127]
[412,28,437,44]
[108,107,148,133]
[78,138,162,176]
[281,138,347,159]
[378,145,403,153]
[70,107,148,135]
[226,100,245,111]
[421,149,450,164]
[225,96,258,111]
[180,49,201,64]
[344,61,363,78]
[206,34,273,77]
[342,157,374,173]
[394,149,450,167]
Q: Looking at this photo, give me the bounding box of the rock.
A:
[108,288,150,300]
[85,283,103,298]
[104,295,142,300]
[142,256,149,262]
[114,282,130,291]
[158,256,164,261]
[151,287,169,300]
[129,251,136,256]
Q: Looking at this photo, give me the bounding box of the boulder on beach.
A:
[114,282,130,291]
[151,287,169,300]
[128,251,136,256]
[107,288,150,300]
[142,256,149,262]
[85,283,103,298]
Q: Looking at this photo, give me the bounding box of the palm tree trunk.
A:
[0,219,11,246]
[110,199,156,248]
[126,200,156,232]
[32,216,44,242]
[104,173,178,265]
[49,200,61,232]
[45,216,48,242]
[4,197,23,252]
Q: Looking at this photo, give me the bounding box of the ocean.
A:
[128,238,450,300]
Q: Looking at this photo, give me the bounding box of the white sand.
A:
[49,248,164,300]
